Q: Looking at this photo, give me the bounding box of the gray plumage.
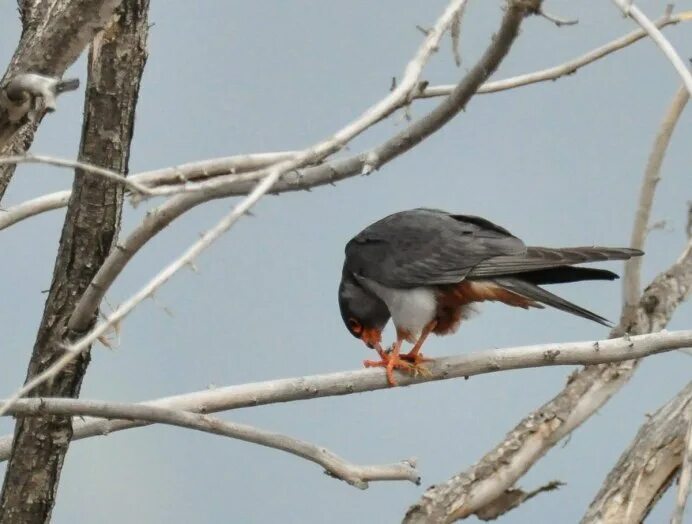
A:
[339,208,643,332]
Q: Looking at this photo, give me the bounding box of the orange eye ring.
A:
[347,317,362,335]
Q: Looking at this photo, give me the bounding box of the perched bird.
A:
[338,208,643,386]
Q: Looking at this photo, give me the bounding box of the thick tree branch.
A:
[0,330,689,461]
[5,8,692,230]
[403,235,692,523]
[581,382,692,523]
[1,399,419,490]
[0,2,148,522]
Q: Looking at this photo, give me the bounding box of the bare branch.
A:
[581,383,692,523]
[672,411,692,524]
[611,1,692,96]
[403,236,692,522]
[623,85,689,317]
[5,10,692,230]
[0,330,689,461]
[420,10,692,98]
[1,399,419,489]
[0,154,153,195]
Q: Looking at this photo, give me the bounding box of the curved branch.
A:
[1,398,419,490]
[0,330,689,462]
[622,85,689,313]
[611,1,692,96]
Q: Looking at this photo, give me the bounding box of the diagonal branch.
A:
[1,399,419,490]
[0,330,689,461]
[581,382,692,523]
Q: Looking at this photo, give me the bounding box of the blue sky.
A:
[1,1,690,522]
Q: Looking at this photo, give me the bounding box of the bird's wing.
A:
[467,246,643,278]
[344,209,526,288]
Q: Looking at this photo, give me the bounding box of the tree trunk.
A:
[0,2,149,522]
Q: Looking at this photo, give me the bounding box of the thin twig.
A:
[538,7,578,27]
[623,85,689,314]
[611,1,692,96]
[0,330,689,460]
[2,398,419,489]
[0,154,152,195]
[672,413,692,524]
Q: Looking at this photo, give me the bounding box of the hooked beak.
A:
[361,328,383,351]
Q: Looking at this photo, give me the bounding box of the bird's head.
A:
[338,271,390,350]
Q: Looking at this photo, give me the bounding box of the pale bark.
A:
[581,382,692,523]
[0,330,689,461]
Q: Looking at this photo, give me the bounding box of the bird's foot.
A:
[363,347,431,386]
[399,351,432,378]
[363,352,414,387]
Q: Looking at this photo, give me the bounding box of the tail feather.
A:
[492,277,611,326]
[512,266,619,285]
[470,246,643,278]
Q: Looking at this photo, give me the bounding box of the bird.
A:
[338,208,643,386]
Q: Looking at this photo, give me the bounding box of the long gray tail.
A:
[492,277,611,326]
[470,246,643,278]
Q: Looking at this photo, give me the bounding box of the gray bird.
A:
[338,208,643,386]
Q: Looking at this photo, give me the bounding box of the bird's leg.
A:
[363,338,410,386]
[400,320,436,367]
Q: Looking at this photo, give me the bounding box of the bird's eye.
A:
[347,318,362,334]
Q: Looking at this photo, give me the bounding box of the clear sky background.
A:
[1,1,691,522]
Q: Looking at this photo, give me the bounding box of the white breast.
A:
[356,276,436,341]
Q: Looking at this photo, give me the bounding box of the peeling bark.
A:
[0,2,148,522]
[581,383,692,523]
